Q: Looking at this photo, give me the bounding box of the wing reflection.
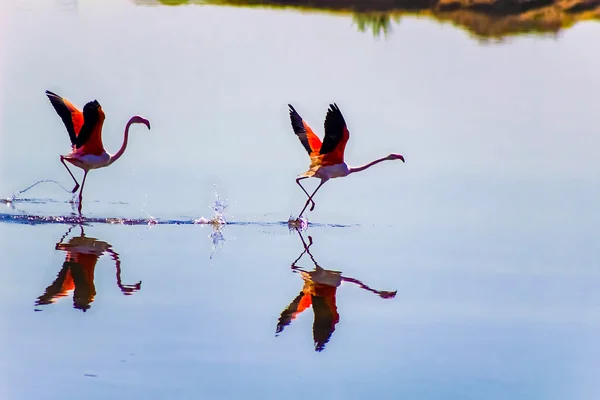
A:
[276,231,397,352]
[35,225,142,312]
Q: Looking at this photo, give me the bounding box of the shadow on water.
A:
[276,230,397,352]
[133,0,600,41]
[34,225,142,312]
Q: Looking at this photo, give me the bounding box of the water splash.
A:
[0,212,354,228]
[2,180,72,206]
[287,215,309,231]
[207,184,228,258]
[192,185,228,227]
[210,184,228,223]
[209,225,225,259]
[0,182,355,229]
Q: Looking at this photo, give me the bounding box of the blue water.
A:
[1,1,600,399]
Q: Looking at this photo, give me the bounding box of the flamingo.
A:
[288,103,405,217]
[276,231,397,352]
[45,90,151,211]
[35,225,142,312]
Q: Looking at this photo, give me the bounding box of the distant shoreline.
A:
[140,0,600,39]
[204,0,599,15]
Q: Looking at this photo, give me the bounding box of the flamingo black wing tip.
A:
[288,105,303,124]
[328,103,340,113]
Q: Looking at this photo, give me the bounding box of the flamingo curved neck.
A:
[107,118,137,166]
[348,156,392,175]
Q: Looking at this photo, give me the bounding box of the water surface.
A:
[1,1,600,399]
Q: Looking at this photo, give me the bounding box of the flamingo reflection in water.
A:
[35,225,142,312]
[276,231,397,352]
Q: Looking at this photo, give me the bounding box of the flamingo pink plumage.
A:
[45,90,150,212]
[288,103,405,217]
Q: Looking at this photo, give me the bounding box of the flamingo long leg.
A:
[298,233,318,265]
[298,180,326,217]
[55,225,76,248]
[295,177,316,211]
[77,170,88,214]
[60,156,80,193]
[291,232,315,269]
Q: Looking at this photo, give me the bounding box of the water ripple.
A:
[1,183,355,229]
[0,213,355,228]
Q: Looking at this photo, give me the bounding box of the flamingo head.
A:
[129,115,151,130]
[387,153,405,162]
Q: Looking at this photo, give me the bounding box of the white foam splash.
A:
[288,215,309,231]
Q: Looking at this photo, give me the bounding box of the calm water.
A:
[1,1,600,399]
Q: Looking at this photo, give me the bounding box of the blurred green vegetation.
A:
[352,13,397,37]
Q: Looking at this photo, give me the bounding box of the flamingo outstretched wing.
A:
[46,90,106,155]
[311,290,339,352]
[289,104,322,156]
[276,290,312,335]
[45,90,84,147]
[34,262,75,306]
[320,103,350,165]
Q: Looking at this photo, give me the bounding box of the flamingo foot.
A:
[309,202,316,212]
[288,215,308,231]
[121,281,142,294]
[71,183,80,193]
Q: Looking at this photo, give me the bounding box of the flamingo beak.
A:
[144,119,151,130]
[399,155,405,162]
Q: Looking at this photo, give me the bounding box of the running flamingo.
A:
[288,103,405,218]
[276,231,397,351]
[45,90,151,211]
[35,225,142,312]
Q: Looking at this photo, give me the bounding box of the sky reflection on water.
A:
[1,0,600,399]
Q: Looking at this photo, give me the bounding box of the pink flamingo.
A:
[35,225,142,312]
[276,231,397,352]
[288,103,405,218]
[45,90,150,212]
